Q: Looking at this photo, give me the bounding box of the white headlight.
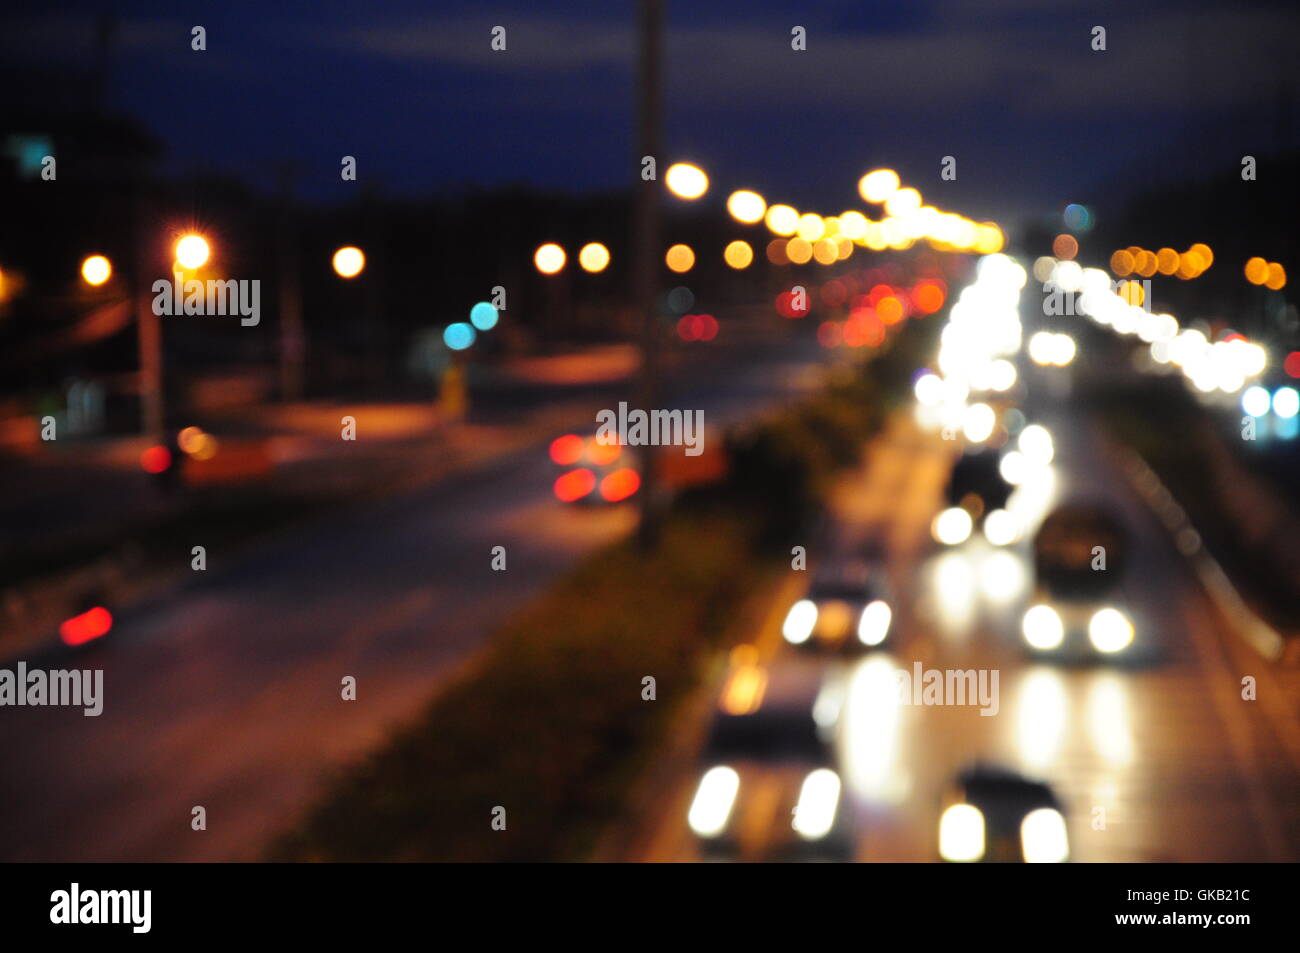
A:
[1018,424,1054,466]
[782,599,818,644]
[939,803,985,862]
[982,508,1020,546]
[1088,607,1134,653]
[933,507,973,545]
[857,600,892,646]
[963,402,996,443]
[999,450,1027,485]
[1022,604,1064,649]
[792,768,841,840]
[688,766,740,837]
[1020,807,1069,863]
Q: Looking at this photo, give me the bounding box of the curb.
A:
[1110,440,1287,662]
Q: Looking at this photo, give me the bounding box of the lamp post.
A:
[633,0,662,549]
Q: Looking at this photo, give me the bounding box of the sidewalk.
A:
[0,392,611,661]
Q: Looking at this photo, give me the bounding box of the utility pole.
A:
[276,161,305,401]
[133,183,164,439]
[633,0,663,549]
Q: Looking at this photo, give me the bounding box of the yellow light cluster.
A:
[1245,257,1287,290]
[724,168,1003,266]
[1111,243,1213,280]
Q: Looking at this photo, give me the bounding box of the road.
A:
[640,362,1300,862]
[0,328,825,861]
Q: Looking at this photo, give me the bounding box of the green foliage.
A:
[273,326,926,861]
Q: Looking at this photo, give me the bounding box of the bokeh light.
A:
[534,243,566,274]
[726,190,767,224]
[81,254,112,286]
[175,234,210,270]
[858,169,900,204]
[469,302,499,330]
[765,204,800,236]
[443,322,476,350]
[665,244,695,273]
[723,240,754,269]
[332,246,365,278]
[664,162,708,200]
[578,242,610,273]
[1052,234,1078,260]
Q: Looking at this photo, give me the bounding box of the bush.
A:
[272,324,926,861]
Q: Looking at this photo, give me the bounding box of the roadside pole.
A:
[633,0,663,549]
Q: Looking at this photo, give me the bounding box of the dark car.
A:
[781,563,894,653]
[1022,502,1140,658]
[939,764,1069,863]
[688,657,853,861]
[935,450,1016,545]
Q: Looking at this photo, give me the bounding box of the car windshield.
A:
[1034,504,1126,597]
[946,453,1010,507]
[705,708,826,762]
[809,582,869,602]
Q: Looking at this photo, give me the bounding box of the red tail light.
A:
[549,434,584,465]
[600,468,640,502]
[60,607,113,646]
[140,445,172,474]
[554,468,597,502]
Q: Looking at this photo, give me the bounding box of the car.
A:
[687,655,854,861]
[1020,502,1140,659]
[933,449,1018,546]
[780,563,893,654]
[548,432,641,505]
[938,763,1069,863]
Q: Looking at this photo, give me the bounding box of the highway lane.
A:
[0,331,824,861]
[643,372,1300,861]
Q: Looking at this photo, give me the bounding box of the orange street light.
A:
[81,254,112,286]
[534,243,566,275]
[332,246,366,278]
[175,234,210,270]
[578,242,610,273]
[665,162,708,200]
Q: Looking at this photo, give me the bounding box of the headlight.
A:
[1018,424,1054,466]
[782,599,818,644]
[792,768,841,840]
[939,803,985,862]
[982,508,1020,546]
[1088,607,1134,653]
[932,507,973,545]
[1022,604,1064,649]
[857,600,892,646]
[688,766,740,837]
[1020,807,1069,863]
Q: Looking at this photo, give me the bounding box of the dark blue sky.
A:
[7,0,1299,230]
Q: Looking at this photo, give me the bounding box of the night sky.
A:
[6,0,1299,229]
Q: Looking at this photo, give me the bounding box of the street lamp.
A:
[726,190,766,224]
[665,162,708,200]
[332,245,365,278]
[175,234,210,270]
[858,168,900,204]
[578,242,610,273]
[81,254,112,286]
[665,243,695,273]
[534,243,566,275]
